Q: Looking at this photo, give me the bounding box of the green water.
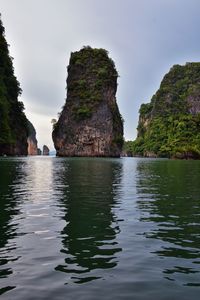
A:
[0,157,199,299]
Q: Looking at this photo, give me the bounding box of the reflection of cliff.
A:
[136,160,200,283]
[0,159,23,282]
[55,158,122,283]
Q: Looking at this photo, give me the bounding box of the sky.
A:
[1,0,200,150]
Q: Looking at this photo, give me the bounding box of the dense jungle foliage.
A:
[129,63,200,158]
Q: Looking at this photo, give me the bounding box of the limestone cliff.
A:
[0,15,28,156]
[27,120,38,155]
[52,46,123,157]
[134,63,200,158]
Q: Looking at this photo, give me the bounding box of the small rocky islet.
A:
[52,46,124,157]
[1,13,200,159]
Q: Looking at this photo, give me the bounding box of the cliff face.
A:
[52,46,123,157]
[27,120,38,155]
[134,63,200,158]
[0,15,28,156]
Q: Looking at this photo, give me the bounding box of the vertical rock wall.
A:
[27,120,38,155]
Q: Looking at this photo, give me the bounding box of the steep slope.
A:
[27,120,38,155]
[0,15,28,155]
[134,63,200,158]
[52,46,123,157]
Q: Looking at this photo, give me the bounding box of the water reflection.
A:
[0,157,58,296]
[0,158,27,294]
[55,158,122,283]
[136,160,200,285]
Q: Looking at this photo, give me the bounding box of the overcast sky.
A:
[1,0,200,150]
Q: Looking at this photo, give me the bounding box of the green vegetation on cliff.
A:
[67,46,119,119]
[0,15,28,155]
[132,63,200,158]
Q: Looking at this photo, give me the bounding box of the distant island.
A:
[124,63,200,159]
[52,46,124,157]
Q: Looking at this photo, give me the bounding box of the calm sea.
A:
[0,156,199,299]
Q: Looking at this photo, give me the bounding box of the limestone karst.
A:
[133,63,200,159]
[43,145,49,156]
[52,46,123,157]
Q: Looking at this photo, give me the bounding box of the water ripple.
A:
[0,157,200,299]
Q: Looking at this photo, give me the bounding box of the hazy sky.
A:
[1,0,200,150]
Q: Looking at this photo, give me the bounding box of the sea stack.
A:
[43,145,49,156]
[52,46,123,157]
